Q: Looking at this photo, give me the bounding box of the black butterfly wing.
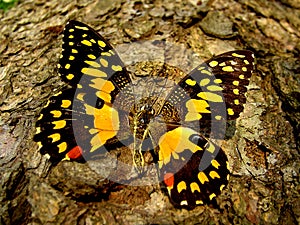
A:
[34,21,134,162]
[157,50,254,208]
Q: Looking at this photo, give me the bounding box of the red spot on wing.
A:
[164,173,174,187]
[67,146,83,160]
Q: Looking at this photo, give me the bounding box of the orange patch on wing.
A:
[90,78,115,103]
[158,127,202,165]
[85,104,120,152]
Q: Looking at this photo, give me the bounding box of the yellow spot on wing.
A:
[69,35,74,38]
[185,112,202,121]
[88,54,96,59]
[239,75,245,79]
[65,64,70,69]
[209,171,220,179]
[112,65,122,71]
[232,52,245,58]
[242,67,247,71]
[206,143,215,153]
[215,115,222,120]
[211,159,220,169]
[214,79,222,84]
[186,78,196,86]
[66,74,74,80]
[50,110,62,118]
[233,81,239,86]
[177,181,187,193]
[244,60,250,65]
[186,99,210,113]
[185,98,210,121]
[81,68,107,77]
[98,40,106,47]
[89,128,98,134]
[76,93,85,101]
[81,40,92,46]
[58,142,67,153]
[75,25,89,30]
[84,60,101,68]
[198,92,223,102]
[201,70,212,75]
[101,52,111,56]
[207,85,223,91]
[190,182,200,193]
[227,108,234,115]
[233,89,239,95]
[209,60,218,67]
[69,29,74,32]
[209,193,216,200]
[198,172,209,184]
[100,58,108,67]
[61,100,71,108]
[196,200,203,204]
[69,42,74,46]
[52,120,66,129]
[71,49,78,54]
[222,66,234,72]
[69,56,75,60]
[48,133,61,143]
[200,78,210,87]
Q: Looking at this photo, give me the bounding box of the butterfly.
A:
[34,20,255,209]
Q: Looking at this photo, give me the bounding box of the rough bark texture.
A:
[0,0,299,224]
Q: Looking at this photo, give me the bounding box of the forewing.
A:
[162,50,255,124]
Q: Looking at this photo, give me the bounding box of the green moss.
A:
[0,0,18,11]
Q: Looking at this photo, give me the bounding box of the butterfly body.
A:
[34,20,254,209]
